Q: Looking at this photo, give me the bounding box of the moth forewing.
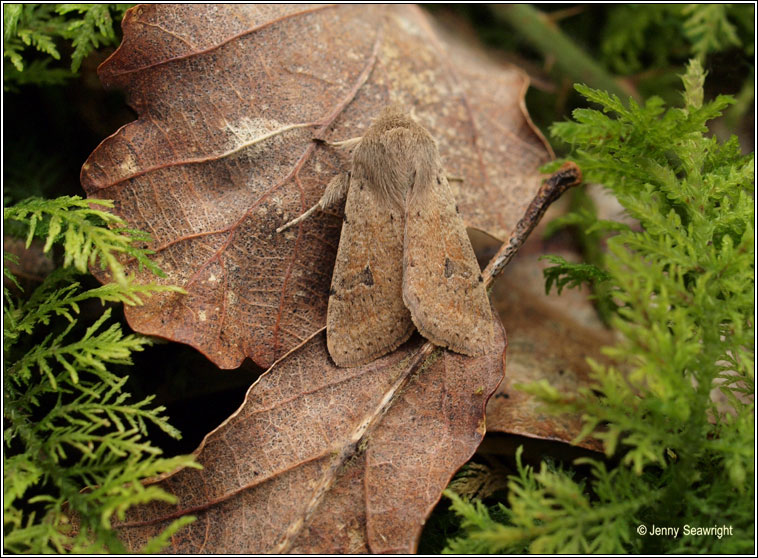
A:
[325,153,415,368]
[401,150,496,357]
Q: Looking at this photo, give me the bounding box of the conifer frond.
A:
[540,255,611,296]
[7,267,181,354]
[4,196,166,285]
[600,4,753,74]
[3,4,130,89]
[4,194,196,553]
[447,59,754,553]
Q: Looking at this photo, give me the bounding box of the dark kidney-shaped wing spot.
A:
[360,265,374,287]
[336,265,375,291]
[444,257,454,278]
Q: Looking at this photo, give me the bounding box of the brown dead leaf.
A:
[80,4,550,369]
[113,317,505,554]
[74,5,576,551]
[485,223,614,452]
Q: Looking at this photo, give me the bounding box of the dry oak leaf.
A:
[113,318,506,554]
[80,4,551,369]
[486,227,614,452]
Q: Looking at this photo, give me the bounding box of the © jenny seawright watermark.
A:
[636,523,734,539]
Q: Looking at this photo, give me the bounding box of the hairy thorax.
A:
[351,113,437,209]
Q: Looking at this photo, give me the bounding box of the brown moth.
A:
[279,106,495,367]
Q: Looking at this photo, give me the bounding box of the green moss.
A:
[443,60,754,554]
[4,4,132,89]
[3,198,197,553]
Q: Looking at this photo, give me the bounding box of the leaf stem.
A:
[483,162,582,289]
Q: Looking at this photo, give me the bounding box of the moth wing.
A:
[327,174,414,367]
[402,167,495,356]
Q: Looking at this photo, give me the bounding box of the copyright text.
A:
[636,524,734,539]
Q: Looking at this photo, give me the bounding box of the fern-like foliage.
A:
[3,3,131,89]
[444,448,657,554]
[4,197,197,553]
[541,255,611,297]
[445,60,754,553]
[4,196,165,286]
[600,4,753,74]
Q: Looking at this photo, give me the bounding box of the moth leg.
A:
[276,172,350,233]
[446,175,464,183]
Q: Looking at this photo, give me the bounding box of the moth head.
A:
[369,105,424,135]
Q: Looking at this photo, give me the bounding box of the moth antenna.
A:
[322,136,362,150]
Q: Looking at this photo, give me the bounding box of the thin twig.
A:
[482,162,582,289]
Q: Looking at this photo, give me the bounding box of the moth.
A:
[279,106,495,367]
